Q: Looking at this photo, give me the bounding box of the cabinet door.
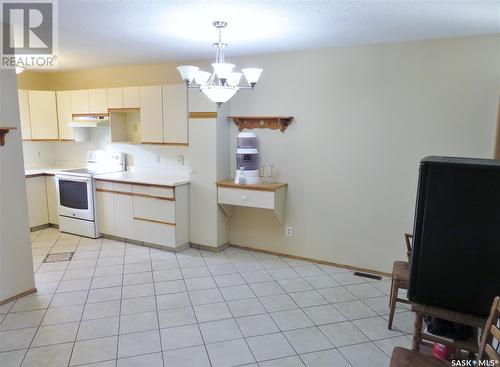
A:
[163,84,188,144]
[26,176,49,228]
[107,88,123,109]
[188,88,217,113]
[88,89,108,113]
[71,90,89,114]
[133,196,175,224]
[113,184,134,239]
[123,87,140,109]
[45,175,59,224]
[140,85,163,143]
[28,91,59,140]
[133,218,176,248]
[18,90,32,140]
[96,190,115,235]
[56,91,74,140]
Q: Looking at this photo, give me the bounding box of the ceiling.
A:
[53,0,500,70]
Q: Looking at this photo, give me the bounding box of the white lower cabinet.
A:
[96,181,115,235]
[133,218,176,247]
[95,180,189,249]
[113,184,134,239]
[26,176,49,228]
[45,176,59,225]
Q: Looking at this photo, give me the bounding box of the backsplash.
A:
[22,140,190,173]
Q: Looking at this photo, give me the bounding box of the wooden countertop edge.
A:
[25,172,55,178]
[216,180,287,192]
[94,177,189,189]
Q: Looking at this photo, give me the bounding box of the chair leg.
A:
[412,313,423,352]
[388,278,399,330]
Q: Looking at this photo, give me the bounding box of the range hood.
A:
[69,113,110,128]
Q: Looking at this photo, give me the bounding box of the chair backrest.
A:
[404,233,413,262]
[478,296,500,364]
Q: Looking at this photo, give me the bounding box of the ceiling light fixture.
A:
[177,21,263,106]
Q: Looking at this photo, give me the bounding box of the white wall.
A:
[0,67,35,302]
[228,35,500,273]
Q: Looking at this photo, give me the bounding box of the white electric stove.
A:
[56,151,125,238]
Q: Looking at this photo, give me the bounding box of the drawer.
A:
[133,195,175,223]
[218,187,275,209]
[95,180,113,190]
[133,218,176,248]
[113,182,132,193]
[133,184,174,199]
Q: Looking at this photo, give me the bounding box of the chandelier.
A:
[177,21,263,106]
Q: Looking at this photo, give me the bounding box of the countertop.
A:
[25,166,84,177]
[216,180,287,192]
[94,171,190,187]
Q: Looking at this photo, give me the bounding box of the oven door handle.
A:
[56,175,92,183]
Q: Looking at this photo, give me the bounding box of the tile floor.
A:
[0,227,414,367]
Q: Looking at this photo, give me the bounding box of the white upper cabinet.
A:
[107,88,123,109]
[123,87,140,109]
[18,90,32,140]
[28,91,59,140]
[139,85,163,143]
[88,89,108,113]
[56,91,74,140]
[163,84,188,144]
[188,88,217,113]
[71,90,89,114]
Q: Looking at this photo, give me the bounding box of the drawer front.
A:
[113,182,132,193]
[95,180,113,190]
[133,218,176,248]
[218,187,275,209]
[133,184,174,199]
[133,195,175,223]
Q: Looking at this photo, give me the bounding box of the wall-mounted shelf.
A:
[0,127,17,146]
[228,116,294,132]
[216,180,287,223]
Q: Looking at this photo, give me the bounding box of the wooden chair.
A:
[390,296,500,367]
[478,296,500,365]
[388,233,413,330]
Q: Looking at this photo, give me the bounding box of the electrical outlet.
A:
[177,155,184,166]
[285,226,293,237]
[154,154,161,165]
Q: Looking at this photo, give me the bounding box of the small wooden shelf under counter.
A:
[216,180,287,223]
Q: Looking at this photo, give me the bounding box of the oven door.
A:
[56,175,94,221]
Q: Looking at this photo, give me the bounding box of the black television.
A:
[408,156,500,317]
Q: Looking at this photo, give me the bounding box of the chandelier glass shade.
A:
[177,21,262,105]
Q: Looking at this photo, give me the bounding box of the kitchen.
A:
[1,2,499,367]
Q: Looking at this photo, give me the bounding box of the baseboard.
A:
[102,234,190,253]
[0,288,37,305]
[190,241,229,253]
[230,244,391,277]
[30,224,50,232]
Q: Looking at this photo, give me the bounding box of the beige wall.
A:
[0,67,35,302]
[228,35,500,273]
[18,34,500,273]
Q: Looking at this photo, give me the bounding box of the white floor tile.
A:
[163,345,210,367]
[22,342,73,367]
[206,339,255,367]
